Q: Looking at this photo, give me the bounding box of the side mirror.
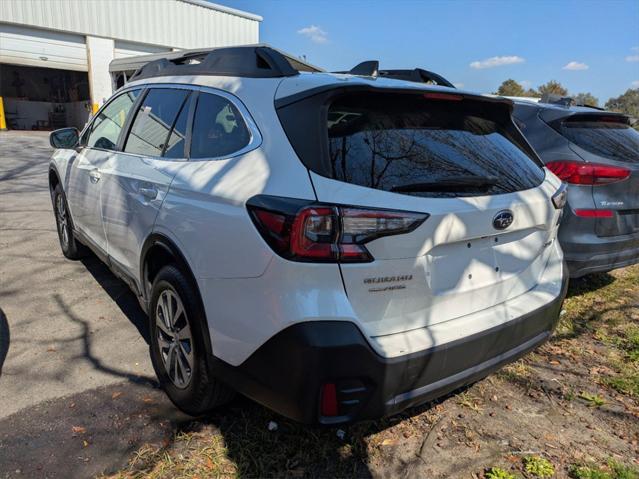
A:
[50,127,79,149]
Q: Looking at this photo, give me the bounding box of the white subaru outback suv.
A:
[48,46,568,424]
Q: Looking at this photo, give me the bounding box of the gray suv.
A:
[512,99,639,277]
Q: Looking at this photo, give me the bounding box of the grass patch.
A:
[578,392,605,408]
[558,268,639,339]
[457,391,483,411]
[524,455,555,478]
[569,460,639,479]
[498,360,531,384]
[606,371,639,397]
[486,466,517,479]
[550,268,639,400]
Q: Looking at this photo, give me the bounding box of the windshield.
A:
[326,92,544,197]
[557,117,639,164]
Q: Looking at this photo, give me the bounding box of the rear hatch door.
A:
[278,88,561,337]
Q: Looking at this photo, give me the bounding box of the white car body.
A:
[48,46,567,423]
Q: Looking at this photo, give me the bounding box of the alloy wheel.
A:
[55,194,69,248]
[156,288,194,389]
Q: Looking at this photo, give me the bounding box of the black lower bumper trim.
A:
[389,331,548,407]
[212,277,568,424]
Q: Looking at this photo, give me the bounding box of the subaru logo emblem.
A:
[493,210,514,230]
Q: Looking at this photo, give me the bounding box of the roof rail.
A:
[378,68,454,88]
[125,45,324,81]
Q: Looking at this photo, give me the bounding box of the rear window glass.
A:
[557,117,639,164]
[326,93,544,197]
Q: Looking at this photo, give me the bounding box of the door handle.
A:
[139,186,158,200]
[89,169,101,183]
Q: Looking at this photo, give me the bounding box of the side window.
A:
[189,92,251,159]
[85,90,140,150]
[124,88,190,156]
[163,97,190,159]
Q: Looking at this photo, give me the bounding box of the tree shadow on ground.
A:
[79,254,150,344]
[0,379,183,479]
[566,272,615,298]
[53,292,155,386]
[0,308,9,377]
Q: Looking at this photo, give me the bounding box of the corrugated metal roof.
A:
[179,0,262,21]
[0,0,260,49]
[109,44,324,73]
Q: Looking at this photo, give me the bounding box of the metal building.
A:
[0,0,261,130]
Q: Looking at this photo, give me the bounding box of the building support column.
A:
[86,36,114,113]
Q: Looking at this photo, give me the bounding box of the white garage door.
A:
[0,23,87,71]
[114,40,169,59]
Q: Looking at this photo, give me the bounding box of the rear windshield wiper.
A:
[391,176,498,193]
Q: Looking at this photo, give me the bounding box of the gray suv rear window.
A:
[557,116,639,164]
[326,92,544,197]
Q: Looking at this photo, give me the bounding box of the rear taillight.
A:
[247,196,428,263]
[546,160,630,185]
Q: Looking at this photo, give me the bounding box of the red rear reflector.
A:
[574,209,614,218]
[422,92,463,101]
[546,161,630,185]
[320,383,338,417]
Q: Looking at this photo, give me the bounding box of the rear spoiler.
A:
[275,83,513,110]
[539,109,631,125]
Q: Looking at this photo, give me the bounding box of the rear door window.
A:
[326,92,544,197]
[556,116,639,163]
[124,88,190,157]
[189,92,251,159]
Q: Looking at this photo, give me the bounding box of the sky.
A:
[220,0,639,104]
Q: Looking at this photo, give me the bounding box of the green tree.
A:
[605,88,639,118]
[537,80,568,97]
[573,92,599,107]
[524,87,540,97]
[495,79,525,97]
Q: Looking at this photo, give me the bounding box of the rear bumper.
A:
[212,272,568,424]
[559,207,639,278]
[562,234,639,277]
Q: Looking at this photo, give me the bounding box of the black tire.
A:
[149,264,234,415]
[52,183,86,260]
